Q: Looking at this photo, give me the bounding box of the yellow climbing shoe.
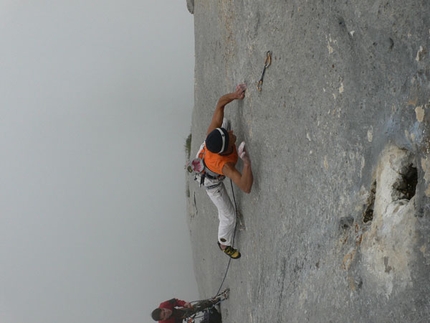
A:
[222,245,241,259]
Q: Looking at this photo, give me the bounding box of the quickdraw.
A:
[257,51,272,91]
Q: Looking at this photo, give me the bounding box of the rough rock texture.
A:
[186,1,430,322]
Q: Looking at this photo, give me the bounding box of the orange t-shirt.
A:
[199,144,238,175]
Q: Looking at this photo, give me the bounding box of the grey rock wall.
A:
[186,1,430,322]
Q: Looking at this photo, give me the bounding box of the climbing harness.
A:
[186,143,227,189]
[257,51,272,92]
[187,157,225,188]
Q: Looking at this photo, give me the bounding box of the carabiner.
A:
[263,50,272,68]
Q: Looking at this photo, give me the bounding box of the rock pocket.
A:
[360,145,418,297]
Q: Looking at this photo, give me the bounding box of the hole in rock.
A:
[393,163,417,200]
[363,181,377,223]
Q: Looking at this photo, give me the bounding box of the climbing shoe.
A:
[223,246,241,259]
[217,242,241,259]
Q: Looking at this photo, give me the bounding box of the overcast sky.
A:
[0,1,198,323]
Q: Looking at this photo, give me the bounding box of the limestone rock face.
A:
[186,1,430,322]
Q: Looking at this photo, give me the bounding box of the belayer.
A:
[151,298,193,323]
[151,289,228,323]
[190,84,253,259]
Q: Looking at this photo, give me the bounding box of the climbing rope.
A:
[211,53,272,292]
[190,51,274,305]
[188,178,238,306]
[214,179,238,296]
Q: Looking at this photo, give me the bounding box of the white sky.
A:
[0,1,198,323]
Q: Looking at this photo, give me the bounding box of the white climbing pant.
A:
[205,181,236,247]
